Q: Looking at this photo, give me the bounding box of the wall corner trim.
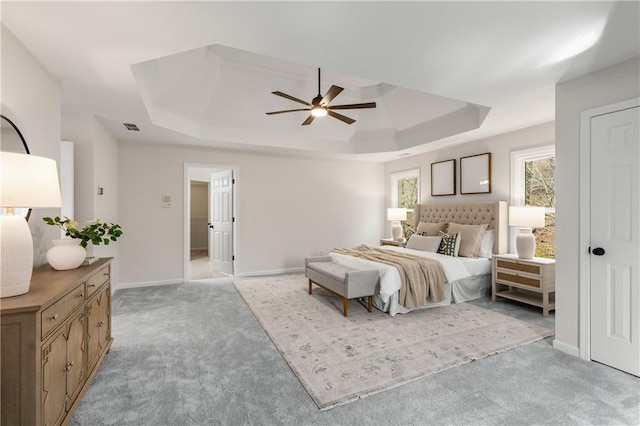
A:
[552,339,580,358]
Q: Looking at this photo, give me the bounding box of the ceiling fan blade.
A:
[328,102,377,110]
[265,108,310,115]
[327,110,355,125]
[301,115,315,126]
[321,85,344,106]
[271,91,312,107]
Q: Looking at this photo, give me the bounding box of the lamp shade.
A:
[509,206,545,228]
[1,153,62,297]
[1,152,62,208]
[387,208,407,221]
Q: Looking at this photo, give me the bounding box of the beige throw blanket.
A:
[333,245,445,309]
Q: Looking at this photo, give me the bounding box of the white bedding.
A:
[330,246,492,316]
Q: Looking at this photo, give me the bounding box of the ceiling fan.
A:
[266,68,376,125]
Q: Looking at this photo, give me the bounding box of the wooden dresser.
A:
[1,258,113,426]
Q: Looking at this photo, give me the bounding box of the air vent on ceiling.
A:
[123,123,140,131]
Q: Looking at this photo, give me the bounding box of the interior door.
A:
[590,106,639,377]
[209,170,234,275]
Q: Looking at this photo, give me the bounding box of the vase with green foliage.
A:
[43,216,123,270]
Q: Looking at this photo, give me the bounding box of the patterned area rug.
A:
[234,274,553,410]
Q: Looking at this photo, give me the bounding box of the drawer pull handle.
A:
[66,361,74,371]
[98,321,104,327]
[50,314,59,320]
[89,284,96,288]
[77,293,84,298]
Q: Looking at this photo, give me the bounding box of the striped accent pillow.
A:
[437,231,461,257]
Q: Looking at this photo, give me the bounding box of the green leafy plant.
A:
[43,216,123,248]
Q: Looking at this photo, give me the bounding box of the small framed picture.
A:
[431,159,456,196]
[460,153,491,194]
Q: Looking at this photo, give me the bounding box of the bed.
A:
[330,201,508,316]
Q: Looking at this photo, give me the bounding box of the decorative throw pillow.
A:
[405,234,442,252]
[447,223,488,258]
[479,229,495,258]
[437,231,461,257]
[416,222,448,236]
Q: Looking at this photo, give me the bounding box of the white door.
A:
[209,170,234,275]
[590,106,639,376]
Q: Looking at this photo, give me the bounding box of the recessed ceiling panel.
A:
[131,44,490,154]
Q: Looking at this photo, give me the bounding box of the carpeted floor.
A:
[69,276,640,425]
[234,274,553,410]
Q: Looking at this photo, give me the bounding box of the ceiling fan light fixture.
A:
[311,107,327,118]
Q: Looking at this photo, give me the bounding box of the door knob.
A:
[592,247,605,256]
[208,224,214,229]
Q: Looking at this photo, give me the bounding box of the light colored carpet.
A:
[234,274,554,410]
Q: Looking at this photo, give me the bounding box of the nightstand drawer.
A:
[496,259,540,275]
[496,271,541,288]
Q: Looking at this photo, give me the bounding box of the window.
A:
[391,169,419,235]
[511,146,555,258]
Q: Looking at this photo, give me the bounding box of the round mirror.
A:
[1,115,31,219]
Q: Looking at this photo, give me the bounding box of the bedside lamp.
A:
[1,152,62,298]
[387,208,407,242]
[509,206,545,259]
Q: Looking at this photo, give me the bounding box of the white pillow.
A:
[479,229,495,258]
[405,234,442,252]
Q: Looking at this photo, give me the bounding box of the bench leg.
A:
[308,279,313,294]
[343,298,348,316]
[368,296,372,312]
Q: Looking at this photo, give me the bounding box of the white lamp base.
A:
[391,221,404,242]
[0,215,34,298]
[515,227,536,259]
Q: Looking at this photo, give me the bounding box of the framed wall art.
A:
[460,152,491,194]
[430,159,456,196]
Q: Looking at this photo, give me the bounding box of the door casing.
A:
[184,163,239,281]
[578,97,640,362]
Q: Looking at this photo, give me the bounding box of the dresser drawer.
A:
[496,259,540,275]
[41,284,85,338]
[496,271,541,288]
[86,265,110,297]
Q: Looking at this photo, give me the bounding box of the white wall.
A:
[61,110,120,281]
[384,122,555,207]
[118,142,385,286]
[555,56,640,353]
[1,25,62,266]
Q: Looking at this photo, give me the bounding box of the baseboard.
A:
[552,339,580,358]
[235,267,304,278]
[113,278,184,294]
[114,268,305,292]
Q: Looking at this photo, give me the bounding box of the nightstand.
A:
[380,238,405,247]
[492,254,556,316]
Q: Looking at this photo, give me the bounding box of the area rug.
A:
[234,274,553,410]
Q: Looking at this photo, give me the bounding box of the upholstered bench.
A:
[305,256,379,316]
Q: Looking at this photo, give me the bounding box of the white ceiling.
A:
[2,1,639,161]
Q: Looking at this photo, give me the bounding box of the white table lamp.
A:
[387,208,407,242]
[509,206,545,259]
[1,152,62,298]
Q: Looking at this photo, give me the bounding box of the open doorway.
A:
[185,164,236,281]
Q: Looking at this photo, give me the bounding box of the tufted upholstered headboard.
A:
[412,201,508,254]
